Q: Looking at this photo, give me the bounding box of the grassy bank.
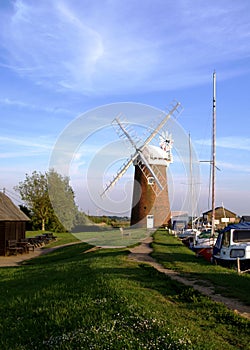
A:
[152,229,250,305]
[73,227,149,247]
[0,240,249,349]
[26,228,149,248]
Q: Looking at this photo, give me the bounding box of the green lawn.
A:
[26,228,149,248]
[73,227,149,247]
[0,235,249,349]
[152,229,250,305]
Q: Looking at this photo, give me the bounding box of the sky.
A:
[1,0,250,218]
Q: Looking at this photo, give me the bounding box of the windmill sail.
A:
[100,101,182,197]
[142,102,181,147]
[112,117,142,150]
[100,156,135,197]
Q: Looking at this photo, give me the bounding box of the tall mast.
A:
[211,71,216,236]
[189,133,194,229]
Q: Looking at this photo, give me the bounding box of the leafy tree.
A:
[74,210,89,226]
[15,170,82,232]
[19,205,33,230]
[47,169,78,232]
[15,171,52,231]
[19,204,32,218]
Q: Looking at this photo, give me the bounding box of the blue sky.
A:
[1,0,250,217]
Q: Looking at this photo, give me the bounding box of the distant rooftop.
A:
[171,211,188,217]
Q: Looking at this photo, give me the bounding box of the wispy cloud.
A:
[218,137,250,151]
[0,150,47,159]
[0,97,72,114]
[0,135,52,149]
[217,161,250,173]
[195,136,250,151]
[0,135,53,159]
[1,0,250,95]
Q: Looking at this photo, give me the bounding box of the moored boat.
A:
[178,228,200,239]
[212,222,250,270]
[190,229,218,261]
[178,228,201,247]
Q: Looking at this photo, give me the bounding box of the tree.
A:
[15,171,51,231]
[19,205,33,230]
[15,170,79,232]
[47,169,77,232]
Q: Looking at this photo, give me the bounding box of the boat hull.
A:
[193,246,213,262]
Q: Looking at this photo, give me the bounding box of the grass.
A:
[26,228,149,249]
[0,236,249,349]
[73,227,149,247]
[152,229,250,305]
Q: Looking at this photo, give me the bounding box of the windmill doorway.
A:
[147,215,154,229]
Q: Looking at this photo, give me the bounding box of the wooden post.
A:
[237,257,241,274]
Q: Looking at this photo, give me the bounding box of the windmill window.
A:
[148,177,155,185]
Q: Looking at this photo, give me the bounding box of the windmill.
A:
[101,101,182,228]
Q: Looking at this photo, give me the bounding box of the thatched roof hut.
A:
[0,191,30,255]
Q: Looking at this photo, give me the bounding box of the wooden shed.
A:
[0,191,30,256]
[202,206,238,229]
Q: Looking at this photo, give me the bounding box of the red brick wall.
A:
[130,164,170,228]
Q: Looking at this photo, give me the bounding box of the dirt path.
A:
[128,236,250,320]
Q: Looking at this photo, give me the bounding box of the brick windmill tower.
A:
[101,102,182,229]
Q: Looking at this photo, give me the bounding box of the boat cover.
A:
[221,222,250,232]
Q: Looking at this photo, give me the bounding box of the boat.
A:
[191,229,218,261]
[179,228,201,247]
[213,222,250,270]
[179,228,200,239]
[192,229,218,246]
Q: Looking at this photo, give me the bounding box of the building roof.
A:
[202,206,237,217]
[171,211,188,218]
[0,192,30,221]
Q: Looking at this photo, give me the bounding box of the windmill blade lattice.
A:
[111,116,143,151]
[100,101,182,198]
[100,156,135,197]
